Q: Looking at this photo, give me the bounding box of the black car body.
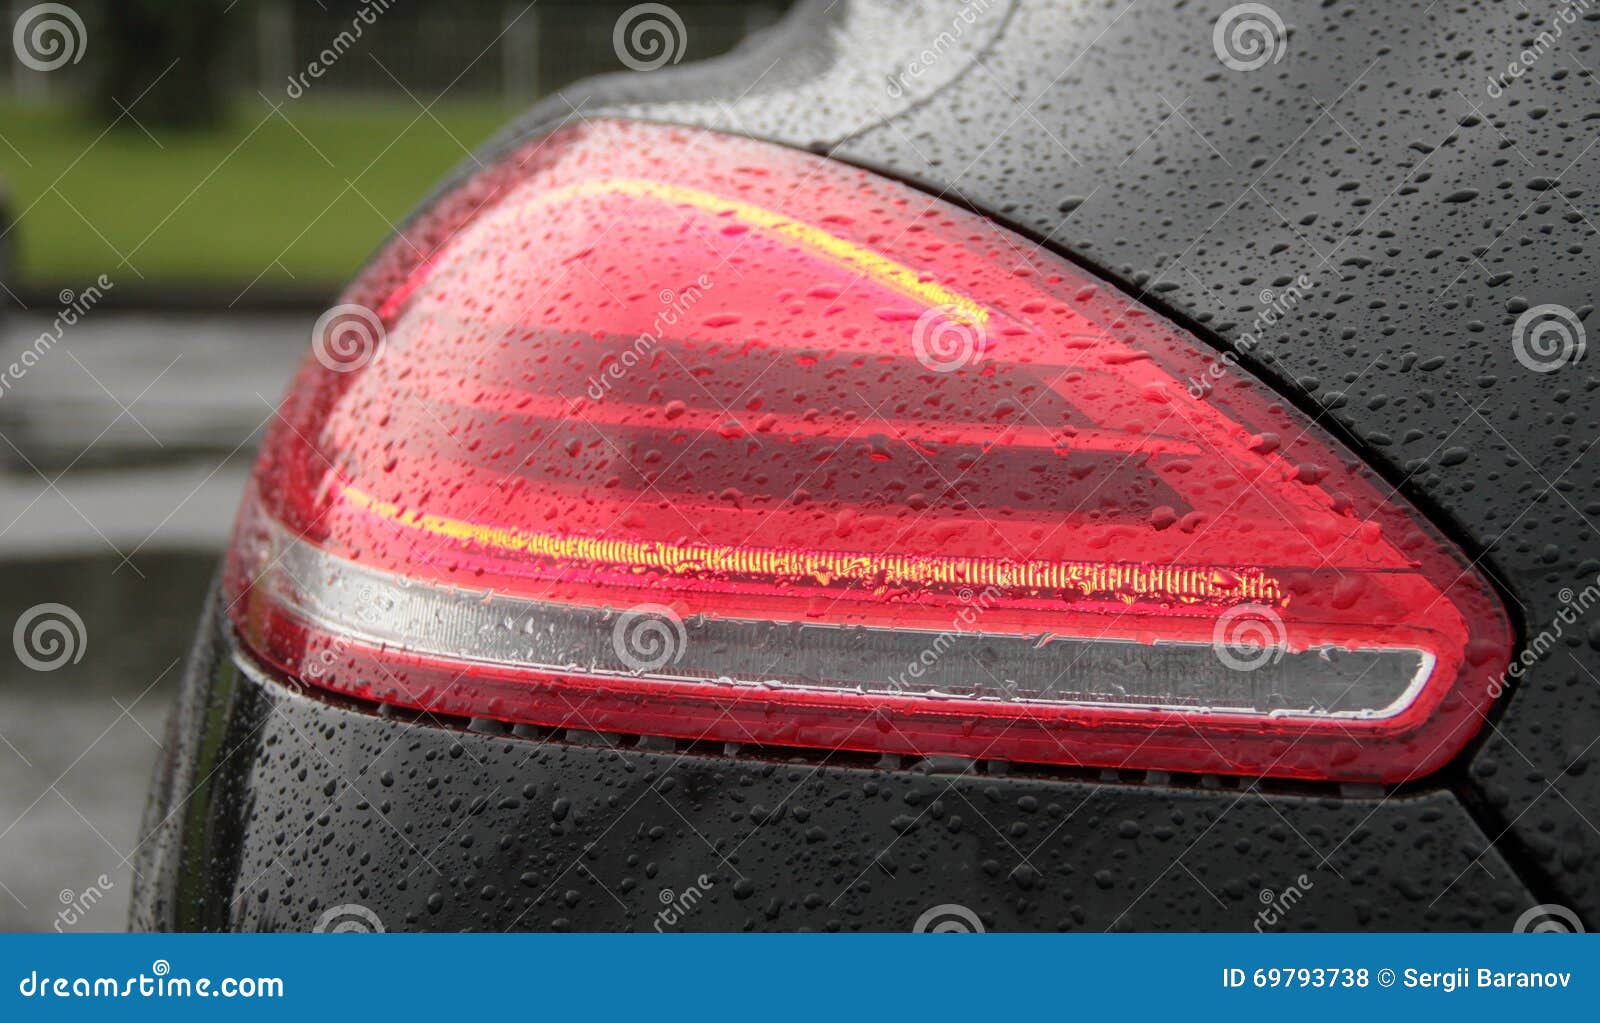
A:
[132,0,1599,932]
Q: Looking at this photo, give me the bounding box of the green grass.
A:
[0,96,517,293]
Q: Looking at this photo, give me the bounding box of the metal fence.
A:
[4,0,787,104]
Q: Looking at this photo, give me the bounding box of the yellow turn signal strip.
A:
[519,177,991,327]
[339,485,1283,606]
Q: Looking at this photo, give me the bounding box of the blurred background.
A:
[0,0,789,931]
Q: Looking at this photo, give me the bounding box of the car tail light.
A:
[225,119,1512,782]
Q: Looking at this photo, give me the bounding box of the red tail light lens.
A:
[226,120,1511,782]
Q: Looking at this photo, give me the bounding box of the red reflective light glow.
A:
[226,120,1512,782]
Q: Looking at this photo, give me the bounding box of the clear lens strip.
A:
[249,517,1433,720]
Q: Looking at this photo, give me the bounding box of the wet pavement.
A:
[0,310,309,930]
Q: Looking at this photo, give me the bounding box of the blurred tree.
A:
[92,0,245,130]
